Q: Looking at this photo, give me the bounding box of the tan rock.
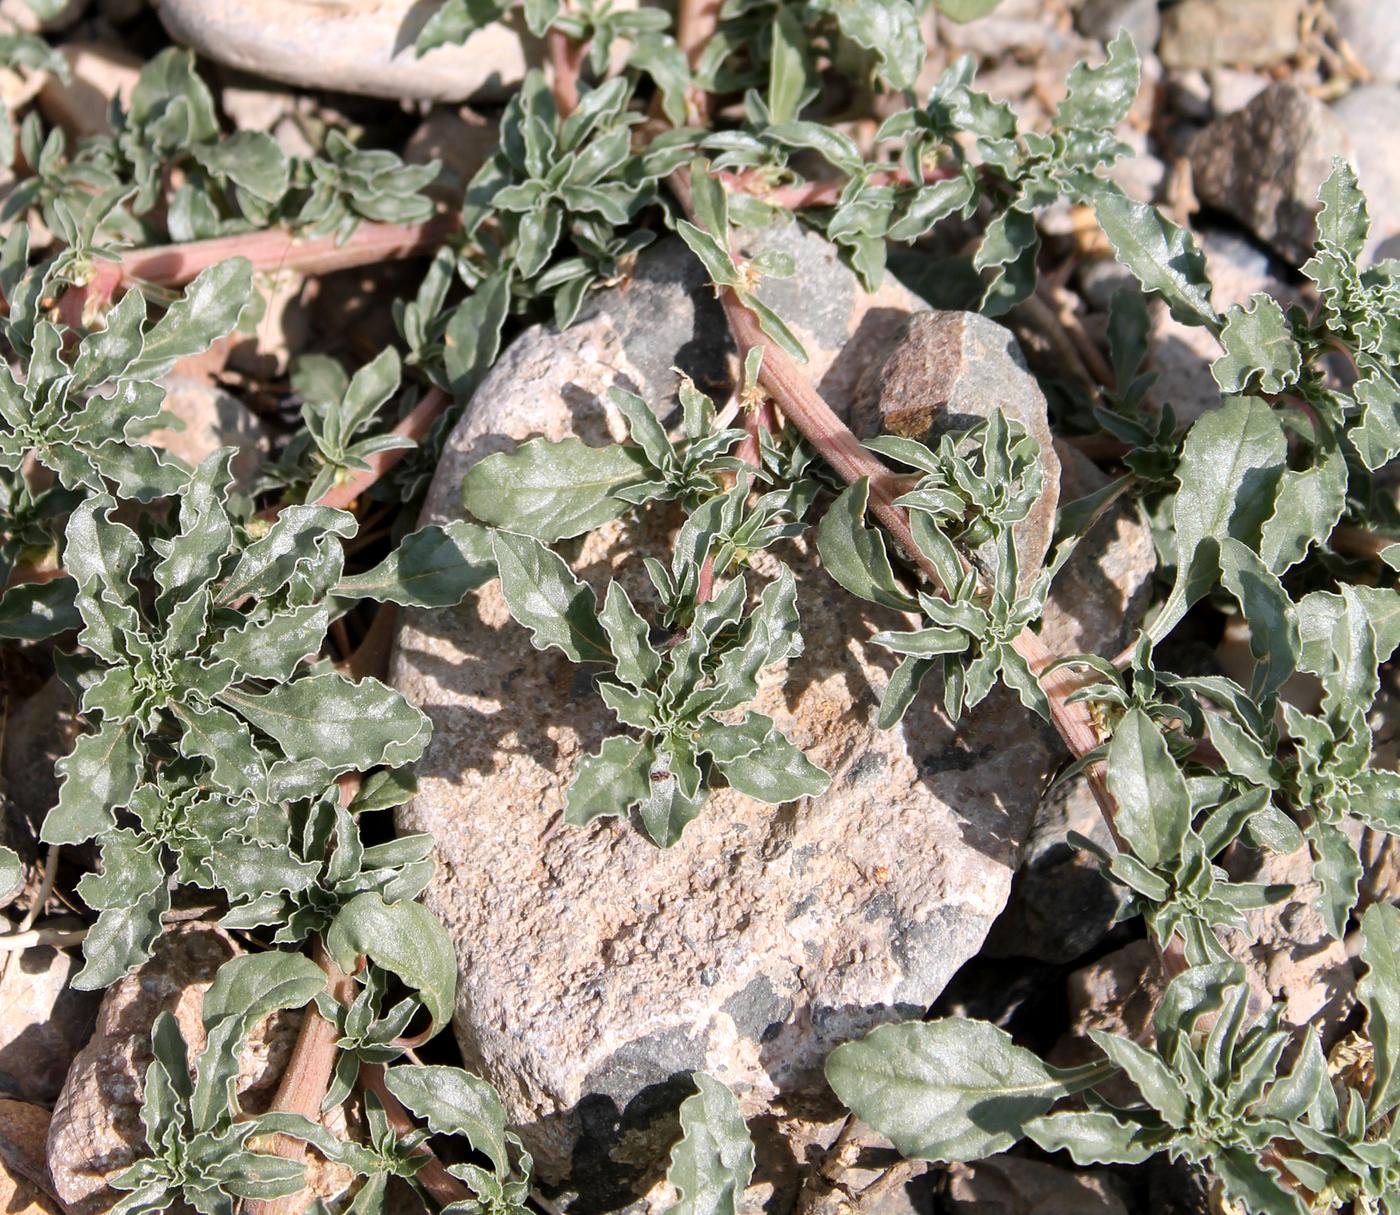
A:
[0,944,101,1104]
[155,0,539,103]
[405,106,500,203]
[1160,0,1304,70]
[38,43,143,139]
[0,1100,60,1215]
[393,230,1058,1200]
[227,269,311,381]
[140,376,268,487]
[0,0,85,32]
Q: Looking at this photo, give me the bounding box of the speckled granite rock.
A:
[392,227,1058,1204]
[1189,83,1354,266]
[154,0,537,102]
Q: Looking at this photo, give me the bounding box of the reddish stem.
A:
[547,27,585,117]
[316,386,451,511]
[359,1064,473,1207]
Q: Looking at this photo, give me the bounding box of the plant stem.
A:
[358,1063,473,1207]
[547,26,584,117]
[316,386,451,511]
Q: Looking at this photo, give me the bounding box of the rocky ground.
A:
[0,1,1395,1214]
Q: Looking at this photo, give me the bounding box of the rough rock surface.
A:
[0,1100,59,1215]
[155,0,536,102]
[0,946,101,1104]
[142,376,268,487]
[1332,84,1400,263]
[1189,83,1355,266]
[1331,0,1400,85]
[1159,0,1303,70]
[393,229,1058,1202]
[947,1155,1130,1215]
[854,309,1061,593]
[46,923,324,1213]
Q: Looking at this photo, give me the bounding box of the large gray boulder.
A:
[391,228,1059,1206]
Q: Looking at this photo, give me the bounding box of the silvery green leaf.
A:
[1256,1028,1326,1122]
[218,672,430,772]
[1360,902,1400,1118]
[1217,538,1298,701]
[72,829,169,989]
[0,575,80,640]
[0,845,19,903]
[516,203,563,278]
[599,582,661,690]
[325,893,456,1035]
[887,174,977,242]
[935,0,1005,21]
[1349,768,1400,834]
[819,0,923,92]
[337,521,494,608]
[490,530,612,664]
[878,655,935,728]
[209,838,318,905]
[91,440,193,502]
[826,1019,1074,1162]
[871,625,966,657]
[639,743,705,847]
[708,566,801,712]
[1211,295,1301,395]
[566,734,654,827]
[1024,1111,1158,1165]
[666,1073,754,1215]
[385,1066,512,1177]
[1257,430,1346,575]
[678,220,740,287]
[192,132,289,203]
[817,478,918,612]
[332,347,400,453]
[1316,158,1369,258]
[1092,186,1217,330]
[1309,818,1362,940]
[695,712,772,765]
[209,603,327,681]
[462,438,649,541]
[1211,1151,1308,1215]
[738,291,809,364]
[1152,396,1286,642]
[71,287,146,389]
[192,951,326,1129]
[1055,31,1139,132]
[711,725,828,805]
[65,493,142,662]
[1105,708,1188,871]
[125,259,254,381]
[414,0,511,53]
[1087,1031,1188,1127]
[768,5,808,124]
[610,387,675,473]
[445,273,509,401]
[154,449,234,613]
[172,703,269,797]
[975,206,1039,316]
[218,507,356,604]
[44,720,141,844]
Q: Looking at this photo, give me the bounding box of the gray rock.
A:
[1160,0,1304,69]
[1075,0,1160,57]
[1208,66,1269,116]
[1189,83,1355,266]
[2,677,81,887]
[854,309,1061,594]
[155,0,539,103]
[393,229,1058,1201]
[1331,0,1400,85]
[1332,84,1400,262]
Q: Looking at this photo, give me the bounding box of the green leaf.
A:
[1153,396,1286,641]
[566,734,654,826]
[173,702,269,796]
[218,506,356,605]
[935,0,1004,21]
[337,520,495,608]
[1360,902,1400,1119]
[445,273,510,402]
[1056,31,1139,133]
[768,6,808,125]
[639,744,705,847]
[126,259,254,381]
[0,576,80,640]
[218,672,430,772]
[44,721,142,845]
[1024,1111,1157,1165]
[1092,187,1218,330]
[0,845,19,903]
[599,582,661,690]
[678,220,740,288]
[1315,158,1369,258]
[73,830,169,989]
[209,604,328,681]
[325,893,457,1036]
[1087,1031,1188,1127]
[385,1066,512,1177]
[1211,295,1301,395]
[825,1019,1070,1162]
[666,1074,755,1215]
[1309,819,1362,941]
[462,439,649,541]
[817,479,917,612]
[1257,431,1347,575]
[490,530,611,664]
[1105,708,1189,871]
[821,0,924,92]
[711,726,829,805]
[1218,538,1298,701]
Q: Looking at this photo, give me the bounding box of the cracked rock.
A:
[393,228,1057,1206]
